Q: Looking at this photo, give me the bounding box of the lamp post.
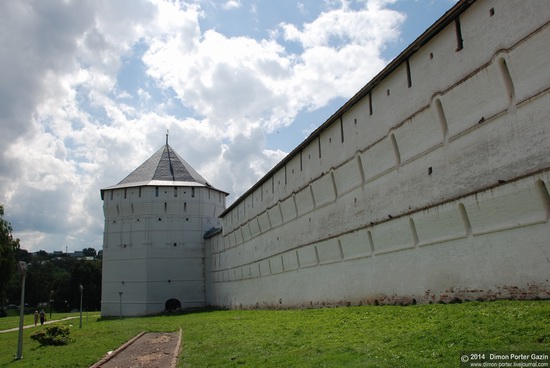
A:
[16,261,27,360]
[79,284,83,329]
[118,291,123,319]
[49,290,54,319]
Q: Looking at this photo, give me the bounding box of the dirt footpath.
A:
[91,331,181,368]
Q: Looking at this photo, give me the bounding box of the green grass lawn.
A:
[0,300,549,367]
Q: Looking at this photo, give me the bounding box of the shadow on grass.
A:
[95,306,224,323]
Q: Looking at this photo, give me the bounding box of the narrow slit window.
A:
[174,187,178,197]
[191,187,195,198]
[406,59,412,88]
[340,117,344,143]
[155,186,159,197]
[454,17,463,51]
[368,92,373,115]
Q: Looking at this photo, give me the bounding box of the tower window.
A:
[191,187,195,198]
[155,186,159,197]
[174,187,178,197]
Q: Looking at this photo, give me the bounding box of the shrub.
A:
[31,325,72,346]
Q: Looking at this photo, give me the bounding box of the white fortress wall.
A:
[205,0,550,308]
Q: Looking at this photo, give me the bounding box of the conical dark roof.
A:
[101,144,227,195]
[117,144,208,186]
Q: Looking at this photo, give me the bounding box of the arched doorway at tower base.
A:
[165,298,182,313]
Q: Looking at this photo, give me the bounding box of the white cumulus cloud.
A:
[0,0,407,253]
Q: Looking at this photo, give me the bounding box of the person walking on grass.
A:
[39,309,46,325]
[34,310,39,326]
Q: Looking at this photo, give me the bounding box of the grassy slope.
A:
[0,301,548,368]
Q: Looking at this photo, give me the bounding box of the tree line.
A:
[0,205,102,316]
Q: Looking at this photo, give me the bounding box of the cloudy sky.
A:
[0,0,455,253]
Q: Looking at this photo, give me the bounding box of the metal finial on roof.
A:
[166,129,169,146]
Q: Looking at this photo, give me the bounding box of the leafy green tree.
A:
[0,204,20,314]
[70,259,102,311]
[5,240,103,312]
[25,260,64,307]
[34,250,49,262]
[39,258,102,312]
[82,247,97,258]
[15,248,31,264]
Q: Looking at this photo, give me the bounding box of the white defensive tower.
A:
[100,137,227,316]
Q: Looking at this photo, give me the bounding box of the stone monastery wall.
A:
[205,0,550,308]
